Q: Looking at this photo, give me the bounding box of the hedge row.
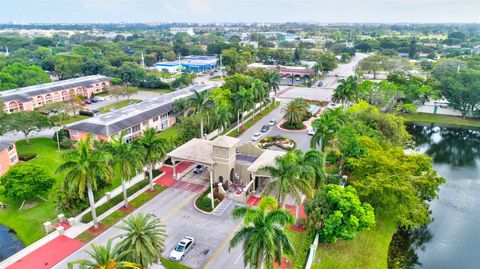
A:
[195,189,220,212]
[79,110,94,117]
[81,179,150,223]
[293,229,316,269]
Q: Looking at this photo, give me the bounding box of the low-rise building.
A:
[154,55,218,74]
[1,75,111,113]
[67,84,217,142]
[247,63,315,78]
[0,141,18,176]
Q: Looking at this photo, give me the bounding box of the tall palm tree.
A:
[229,196,294,269]
[187,89,214,138]
[136,128,170,191]
[115,214,167,268]
[258,150,314,208]
[265,72,281,93]
[298,150,327,189]
[57,135,114,229]
[310,108,345,150]
[234,87,254,128]
[332,75,358,108]
[68,239,140,269]
[250,79,269,113]
[214,104,233,132]
[105,133,144,208]
[281,98,308,127]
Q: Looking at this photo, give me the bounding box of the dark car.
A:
[261,125,270,132]
[193,164,205,174]
[90,98,98,103]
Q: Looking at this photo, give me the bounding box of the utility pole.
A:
[141,51,145,69]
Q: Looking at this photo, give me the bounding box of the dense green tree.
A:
[0,63,51,91]
[0,163,56,202]
[264,71,281,93]
[311,108,344,150]
[437,69,480,118]
[115,214,167,267]
[305,184,376,243]
[57,136,114,228]
[54,54,85,79]
[234,87,255,128]
[4,111,51,144]
[116,62,146,86]
[187,89,215,138]
[229,196,294,269]
[281,98,309,129]
[332,76,359,107]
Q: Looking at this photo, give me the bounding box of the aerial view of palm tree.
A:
[67,239,140,269]
[332,75,359,107]
[281,98,309,128]
[115,214,167,268]
[265,71,281,93]
[250,78,269,113]
[136,128,170,191]
[310,107,344,150]
[234,86,255,128]
[104,133,144,208]
[57,135,114,229]
[229,196,294,269]
[187,89,215,138]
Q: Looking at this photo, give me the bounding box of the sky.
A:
[0,0,479,24]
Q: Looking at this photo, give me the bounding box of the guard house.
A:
[167,136,286,202]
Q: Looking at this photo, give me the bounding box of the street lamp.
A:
[237,109,241,134]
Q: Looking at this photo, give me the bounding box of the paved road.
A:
[53,183,241,269]
[83,90,162,110]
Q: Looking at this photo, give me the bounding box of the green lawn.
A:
[401,112,480,128]
[59,115,89,125]
[312,215,396,269]
[0,138,64,245]
[98,99,142,113]
[156,126,180,141]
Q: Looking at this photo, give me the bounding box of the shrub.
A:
[79,110,94,117]
[292,229,315,269]
[81,179,150,223]
[195,189,221,212]
[18,153,37,161]
[111,78,123,85]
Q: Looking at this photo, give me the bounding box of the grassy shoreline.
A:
[401,112,480,128]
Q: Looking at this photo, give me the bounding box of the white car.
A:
[251,132,262,141]
[169,236,195,261]
[308,127,316,136]
[268,119,277,126]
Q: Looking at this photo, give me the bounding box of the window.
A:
[7,145,14,152]
[142,121,148,127]
[9,155,17,164]
[131,124,141,133]
[71,130,79,136]
[153,116,159,122]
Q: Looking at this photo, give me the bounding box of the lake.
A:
[0,224,24,262]
[389,124,480,269]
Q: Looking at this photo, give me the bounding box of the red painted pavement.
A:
[154,161,193,187]
[171,181,206,193]
[7,235,84,269]
[53,222,71,231]
[246,196,261,207]
[285,204,307,219]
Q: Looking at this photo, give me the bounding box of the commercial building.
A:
[154,55,218,74]
[1,75,111,113]
[247,63,315,78]
[0,141,18,176]
[67,84,218,142]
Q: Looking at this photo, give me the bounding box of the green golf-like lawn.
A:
[0,138,64,245]
[98,99,142,113]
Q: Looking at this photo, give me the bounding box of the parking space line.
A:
[203,221,242,269]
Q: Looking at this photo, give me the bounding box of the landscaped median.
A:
[194,188,221,213]
[401,112,480,128]
[227,101,281,138]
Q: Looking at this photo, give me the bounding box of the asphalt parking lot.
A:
[162,197,241,269]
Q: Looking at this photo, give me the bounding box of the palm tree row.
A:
[57,128,169,228]
[69,213,167,269]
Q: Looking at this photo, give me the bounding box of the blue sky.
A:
[0,0,479,23]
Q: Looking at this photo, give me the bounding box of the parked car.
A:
[295,77,301,81]
[260,125,270,132]
[92,109,100,116]
[251,132,262,141]
[169,236,195,261]
[268,119,277,126]
[308,127,316,136]
[84,100,92,104]
[193,164,205,174]
[317,81,323,87]
[90,98,98,103]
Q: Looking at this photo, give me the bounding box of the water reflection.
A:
[389,124,480,269]
[0,225,24,262]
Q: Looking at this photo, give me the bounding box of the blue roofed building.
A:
[154,55,218,74]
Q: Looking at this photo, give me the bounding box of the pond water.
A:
[389,124,480,269]
[309,104,321,115]
[0,225,24,262]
